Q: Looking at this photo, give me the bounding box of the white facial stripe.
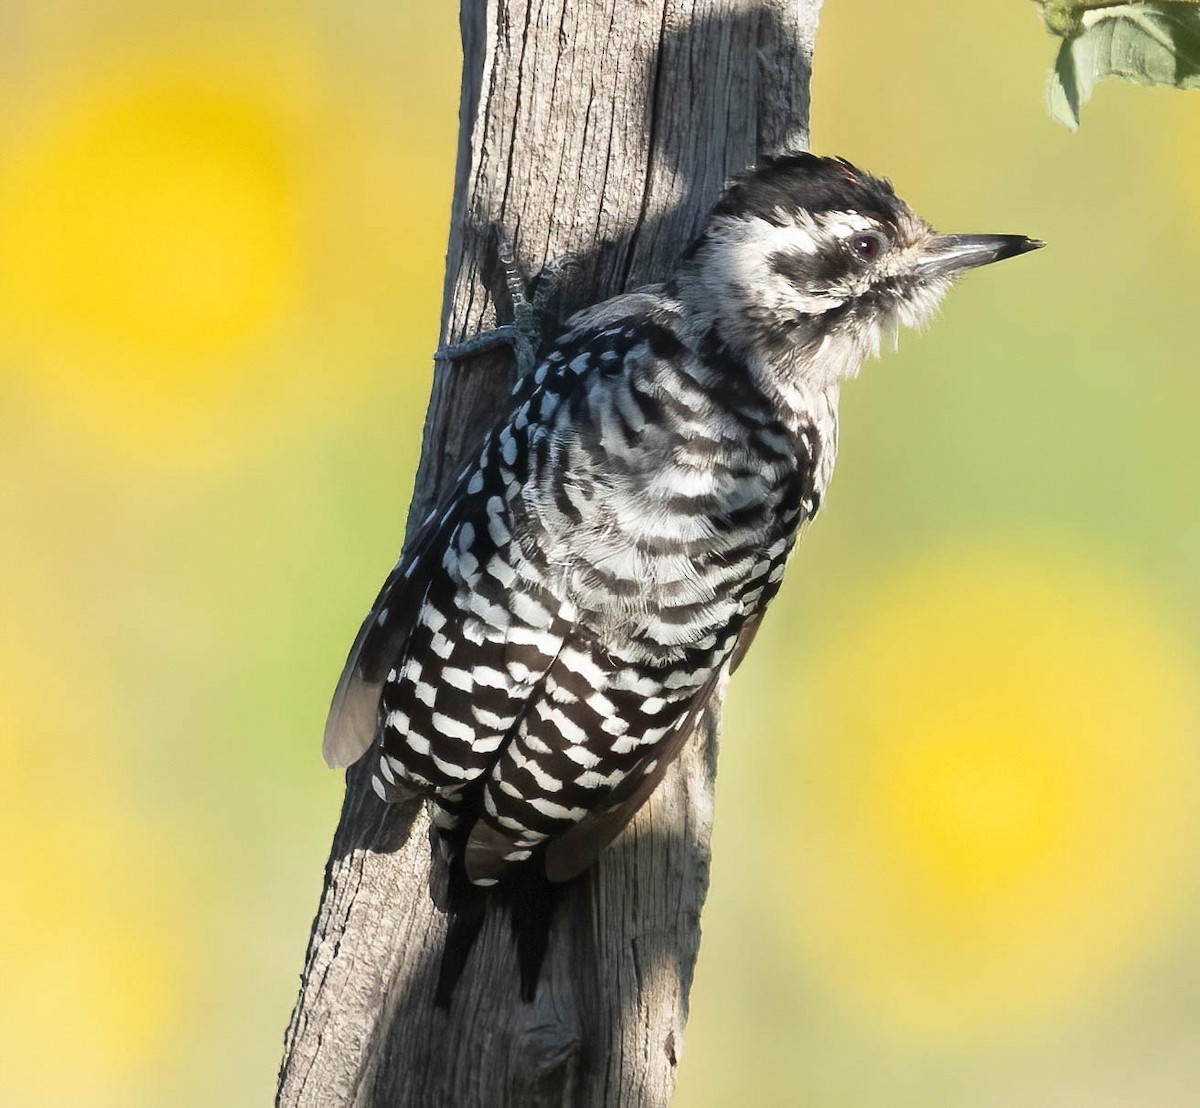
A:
[768,219,821,255]
[819,211,877,237]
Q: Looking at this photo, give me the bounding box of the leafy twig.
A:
[1035,0,1200,127]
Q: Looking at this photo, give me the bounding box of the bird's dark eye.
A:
[849,232,887,263]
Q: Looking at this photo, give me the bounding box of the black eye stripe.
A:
[769,248,844,287]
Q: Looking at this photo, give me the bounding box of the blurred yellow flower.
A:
[0,70,300,358]
[786,545,1199,1039]
[0,30,455,468]
[0,47,313,461]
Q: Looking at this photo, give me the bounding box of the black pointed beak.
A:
[916,234,1045,278]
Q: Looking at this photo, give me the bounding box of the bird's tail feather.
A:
[507,864,563,1003]
[434,848,565,1007]
[435,875,488,1008]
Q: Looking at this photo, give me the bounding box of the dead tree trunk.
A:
[278,2,820,1104]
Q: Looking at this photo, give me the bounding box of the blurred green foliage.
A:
[1,2,1198,1105]
[1041,0,1200,128]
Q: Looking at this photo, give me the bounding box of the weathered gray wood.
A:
[278,2,820,1105]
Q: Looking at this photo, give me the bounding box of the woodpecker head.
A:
[676,152,1043,385]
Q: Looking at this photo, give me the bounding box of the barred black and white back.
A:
[326,289,828,872]
[323,152,1042,1002]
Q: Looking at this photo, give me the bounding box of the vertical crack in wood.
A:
[620,0,672,292]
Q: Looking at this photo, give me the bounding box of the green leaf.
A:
[1042,1,1200,129]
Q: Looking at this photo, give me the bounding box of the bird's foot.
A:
[434,232,577,381]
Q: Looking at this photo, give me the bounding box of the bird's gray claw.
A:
[531,252,579,316]
[433,323,521,363]
[434,231,574,380]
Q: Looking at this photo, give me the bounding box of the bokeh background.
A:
[2,2,1198,1104]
